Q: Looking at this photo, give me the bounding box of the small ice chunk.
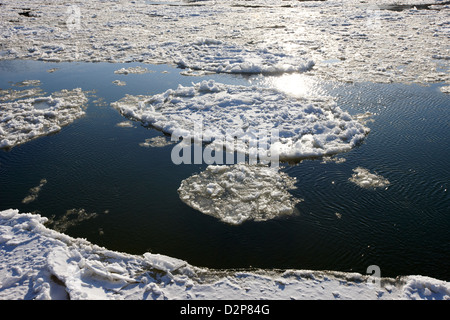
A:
[22,179,47,204]
[178,164,302,225]
[112,80,126,86]
[114,66,154,75]
[349,167,390,189]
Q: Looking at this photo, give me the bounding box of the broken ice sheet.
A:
[178,164,302,225]
[0,88,88,149]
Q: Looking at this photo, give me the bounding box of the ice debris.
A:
[0,88,88,149]
[349,167,390,189]
[178,164,301,225]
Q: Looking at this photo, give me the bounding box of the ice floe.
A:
[1,209,449,300]
[349,167,391,189]
[178,164,301,225]
[139,136,174,148]
[0,88,88,149]
[112,80,370,162]
[112,80,126,86]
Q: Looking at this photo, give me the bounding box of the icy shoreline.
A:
[1,209,449,300]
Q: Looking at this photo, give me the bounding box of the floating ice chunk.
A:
[12,80,41,87]
[114,66,154,75]
[178,164,301,225]
[22,179,47,204]
[111,80,370,162]
[349,167,390,189]
[0,88,87,149]
[116,121,134,128]
[45,208,98,233]
[139,136,174,148]
[440,86,450,94]
[112,80,126,86]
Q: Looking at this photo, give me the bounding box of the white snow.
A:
[112,80,370,162]
[139,136,174,148]
[1,209,449,300]
[178,164,301,225]
[0,88,88,149]
[112,80,126,86]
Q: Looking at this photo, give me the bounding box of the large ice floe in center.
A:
[0,88,88,149]
[111,80,370,162]
[178,164,301,225]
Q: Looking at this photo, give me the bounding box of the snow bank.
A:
[111,80,370,162]
[0,88,88,149]
[178,164,301,225]
[1,209,449,300]
[349,167,390,189]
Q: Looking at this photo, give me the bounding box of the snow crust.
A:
[178,164,301,225]
[112,80,370,162]
[1,209,449,300]
[0,88,88,149]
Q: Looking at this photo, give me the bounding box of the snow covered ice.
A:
[349,167,390,189]
[112,80,370,162]
[0,88,88,149]
[178,164,301,225]
[1,209,449,300]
